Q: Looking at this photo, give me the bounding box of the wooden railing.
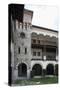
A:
[31,58,57,61]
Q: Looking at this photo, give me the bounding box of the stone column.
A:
[16,20,18,29]
[43,45,46,60]
[42,65,46,77]
[27,69,31,79]
[42,69,46,77]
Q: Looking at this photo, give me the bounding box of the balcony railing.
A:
[31,58,57,61]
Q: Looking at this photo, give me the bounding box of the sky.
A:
[25,4,59,31]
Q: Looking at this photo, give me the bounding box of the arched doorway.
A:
[46,64,54,75]
[55,64,58,76]
[32,64,42,76]
[18,63,27,77]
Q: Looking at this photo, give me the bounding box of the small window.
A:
[25,48,27,54]
[18,21,20,28]
[22,23,23,29]
[25,23,27,30]
[33,52,36,56]
[37,52,40,56]
[32,39,36,43]
[37,40,40,44]
[20,32,25,38]
[18,47,20,54]
[28,23,30,28]
[20,23,22,29]
[28,23,31,29]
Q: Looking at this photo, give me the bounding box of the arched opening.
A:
[20,32,25,38]
[32,64,42,76]
[46,64,54,75]
[55,64,58,76]
[18,63,27,77]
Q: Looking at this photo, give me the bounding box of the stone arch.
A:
[20,32,25,38]
[18,63,27,77]
[46,64,54,75]
[16,61,28,68]
[32,64,42,76]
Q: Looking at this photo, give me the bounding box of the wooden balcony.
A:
[31,58,57,61]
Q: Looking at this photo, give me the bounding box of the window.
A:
[37,40,40,44]
[28,23,31,29]
[33,52,36,56]
[25,48,27,54]
[20,32,25,38]
[28,23,30,28]
[18,21,20,28]
[22,23,23,29]
[18,47,20,54]
[25,23,27,30]
[37,52,40,56]
[20,23,22,29]
[32,39,36,43]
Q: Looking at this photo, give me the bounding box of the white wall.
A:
[31,60,58,70]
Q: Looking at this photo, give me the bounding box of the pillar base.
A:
[27,69,31,79]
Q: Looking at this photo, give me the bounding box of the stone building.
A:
[11,9,58,82]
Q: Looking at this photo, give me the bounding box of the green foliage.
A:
[14,76,58,85]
